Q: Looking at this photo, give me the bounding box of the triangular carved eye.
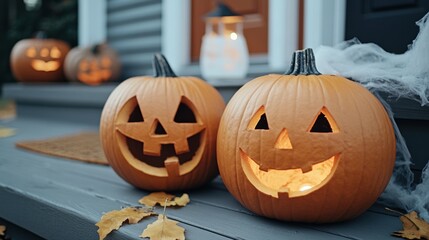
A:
[308,107,339,133]
[128,97,144,122]
[174,96,197,123]
[248,106,269,130]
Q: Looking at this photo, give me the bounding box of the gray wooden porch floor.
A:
[0,112,403,239]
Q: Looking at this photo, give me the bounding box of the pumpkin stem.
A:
[153,53,177,77]
[34,31,47,39]
[285,48,321,75]
[91,44,102,55]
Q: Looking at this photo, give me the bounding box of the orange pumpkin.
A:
[10,33,70,82]
[100,54,225,190]
[217,48,396,223]
[64,44,121,85]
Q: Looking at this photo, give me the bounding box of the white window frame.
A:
[78,0,106,46]
[304,0,346,49]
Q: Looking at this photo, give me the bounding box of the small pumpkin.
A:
[10,32,70,82]
[100,53,225,191]
[217,48,396,223]
[64,44,121,85]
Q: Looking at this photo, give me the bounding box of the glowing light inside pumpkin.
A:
[247,155,334,192]
[274,128,293,149]
[241,149,338,198]
[40,48,49,57]
[26,47,36,58]
[77,58,113,85]
[299,184,313,192]
[31,60,60,72]
[50,47,61,58]
[25,47,62,72]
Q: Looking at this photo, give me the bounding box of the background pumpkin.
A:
[10,32,70,83]
[64,43,121,85]
[217,48,396,223]
[100,53,225,191]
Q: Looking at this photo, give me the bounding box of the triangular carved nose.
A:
[152,119,167,135]
[275,128,293,149]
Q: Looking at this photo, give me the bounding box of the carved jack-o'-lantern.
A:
[100,54,225,190]
[10,33,70,82]
[217,49,396,223]
[64,44,121,85]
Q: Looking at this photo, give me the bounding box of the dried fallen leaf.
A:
[141,214,185,240]
[139,192,174,206]
[0,225,5,236]
[0,127,15,138]
[172,194,190,207]
[96,207,154,240]
[392,211,429,239]
[139,192,190,207]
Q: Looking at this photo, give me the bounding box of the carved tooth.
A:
[301,165,313,173]
[174,139,190,154]
[165,156,180,176]
[259,165,269,172]
[143,142,162,156]
[278,191,291,199]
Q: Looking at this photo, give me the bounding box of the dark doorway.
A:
[346,0,429,54]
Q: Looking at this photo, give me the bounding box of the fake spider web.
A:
[314,12,429,220]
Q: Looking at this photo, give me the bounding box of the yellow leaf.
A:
[139,192,190,207]
[392,211,429,239]
[96,207,154,240]
[172,194,190,207]
[141,214,185,240]
[0,225,5,236]
[139,192,175,207]
[0,127,15,138]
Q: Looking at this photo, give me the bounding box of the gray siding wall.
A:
[107,0,162,79]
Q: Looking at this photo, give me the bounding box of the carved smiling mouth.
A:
[31,60,60,72]
[78,70,112,84]
[240,149,340,198]
[121,131,205,177]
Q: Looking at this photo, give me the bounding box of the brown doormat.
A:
[16,132,109,165]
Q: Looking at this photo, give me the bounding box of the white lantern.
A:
[200,3,249,82]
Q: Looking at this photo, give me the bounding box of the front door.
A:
[346,0,429,53]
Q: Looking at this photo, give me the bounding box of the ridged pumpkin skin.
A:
[100,54,225,191]
[64,44,121,85]
[217,49,396,223]
[10,38,70,82]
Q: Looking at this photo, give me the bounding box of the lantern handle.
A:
[285,48,321,75]
[153,53,178,77]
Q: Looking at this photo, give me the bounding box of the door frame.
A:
[304,0,346,49]
[78,0,106,46]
